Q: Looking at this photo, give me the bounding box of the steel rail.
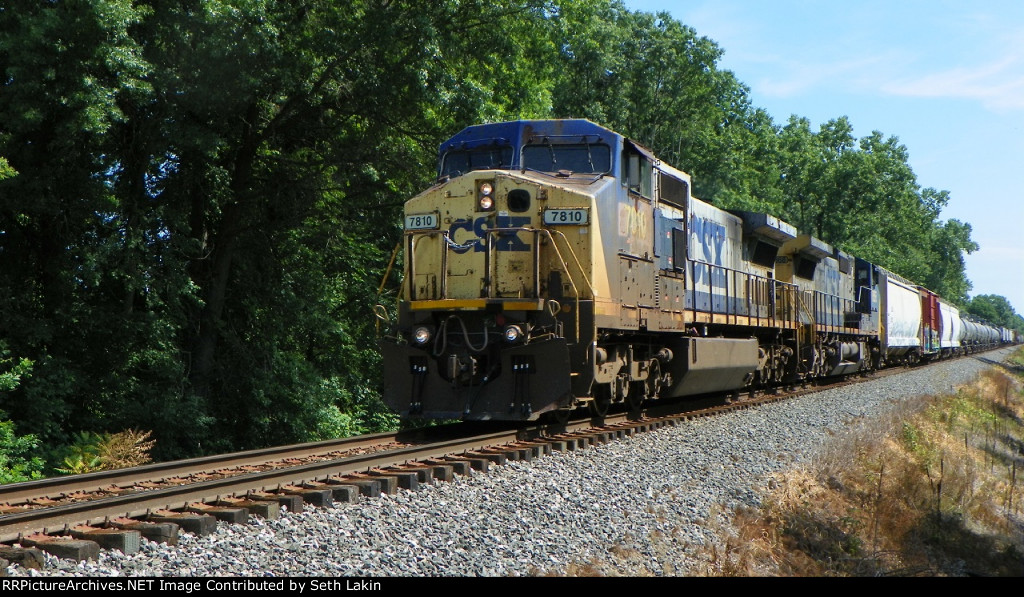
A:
[0,431,413,507]
[0,428,543,542]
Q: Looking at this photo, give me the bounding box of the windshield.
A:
[522,143,611,174]
[440,147,514,178]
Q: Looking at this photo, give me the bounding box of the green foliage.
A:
[0,0,1002,466]
[925,216,977,305]
[0,345,32,393]
[757,116,981,303]
[900,422,921,453]
[0,156,14,180]
[0,348,43,483]
[937,390,998,433]
[55,431,106,475]
[966,295,1023,331]
[0,417,45,484]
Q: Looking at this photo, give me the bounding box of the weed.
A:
[55,429,155,475]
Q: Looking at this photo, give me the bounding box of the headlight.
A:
[412,326,432,345]
[503,324,524,343]
[478,181,495,211]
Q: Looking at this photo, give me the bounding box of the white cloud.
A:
[881,55,1024,112]
[754,53,905,99]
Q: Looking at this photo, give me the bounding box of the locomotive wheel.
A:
[546,407,572,425]
[626,381,645,413]
[589,384,612,418]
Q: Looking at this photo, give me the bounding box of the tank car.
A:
[960,316,993,353]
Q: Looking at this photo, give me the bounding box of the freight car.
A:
[376,119,1006,422]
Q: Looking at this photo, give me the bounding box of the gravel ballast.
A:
[7,348,1017,577]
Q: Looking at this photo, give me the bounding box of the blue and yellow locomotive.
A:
[377,119,1004,422]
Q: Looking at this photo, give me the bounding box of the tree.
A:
[0,343,41,483]
[2,0,562,462]
[966,295,1021,330]
[0,0,170,454]
[924,214,977,304]
[550,6,776,206]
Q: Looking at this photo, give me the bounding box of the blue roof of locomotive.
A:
[438,119,621,170]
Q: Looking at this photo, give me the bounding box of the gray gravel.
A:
[7,348,1016,577]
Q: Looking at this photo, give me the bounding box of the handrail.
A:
[400,226,594,343]
[685,260,802,327]
[483,226,594,342]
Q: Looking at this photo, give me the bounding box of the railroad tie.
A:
[17,533,101,562]
[442,455,490,472]
[464,450,509,465]
[106,517,181,544]
[342,473,396,496]
[184,502,249,524]
[248,491,305,514]
[314,480,362,503]
[146,509,218,536]
[367,469,419,492]
[211,497,281,520]
[332,475,383,498]
[414,460,456,482]
[423,457,475,476]
[387,464,440,486]
[67,525,142,555]
[277,484,334,509]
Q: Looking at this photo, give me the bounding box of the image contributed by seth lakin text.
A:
[1,578,384,592]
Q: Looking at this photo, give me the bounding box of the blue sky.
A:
[623,0,1024,315]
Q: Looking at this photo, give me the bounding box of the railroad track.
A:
[0,349,1003,571]
[0,404,770,568]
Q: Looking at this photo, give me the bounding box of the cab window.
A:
[521,143,611,173]
[623,151,653,198]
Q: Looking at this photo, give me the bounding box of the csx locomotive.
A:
[377,119,1011,421]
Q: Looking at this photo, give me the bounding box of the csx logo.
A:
[690,215,726,265]
[690,215,728,287]
[449,215,531,253]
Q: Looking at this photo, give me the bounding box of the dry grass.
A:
[96,429,155,470]
[711,351,1024,577]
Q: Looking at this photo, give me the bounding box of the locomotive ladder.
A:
[483,226,593,343]
[404,226,594,343]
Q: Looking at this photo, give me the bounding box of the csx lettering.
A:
[823,266,840,295]
[690,215,726,265]
[690,215,727,287]
[448,215,531,253]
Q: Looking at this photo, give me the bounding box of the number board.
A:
[543,208,589,225]
[405,212,439,230]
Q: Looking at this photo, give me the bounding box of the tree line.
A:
[1,0,1019,479]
